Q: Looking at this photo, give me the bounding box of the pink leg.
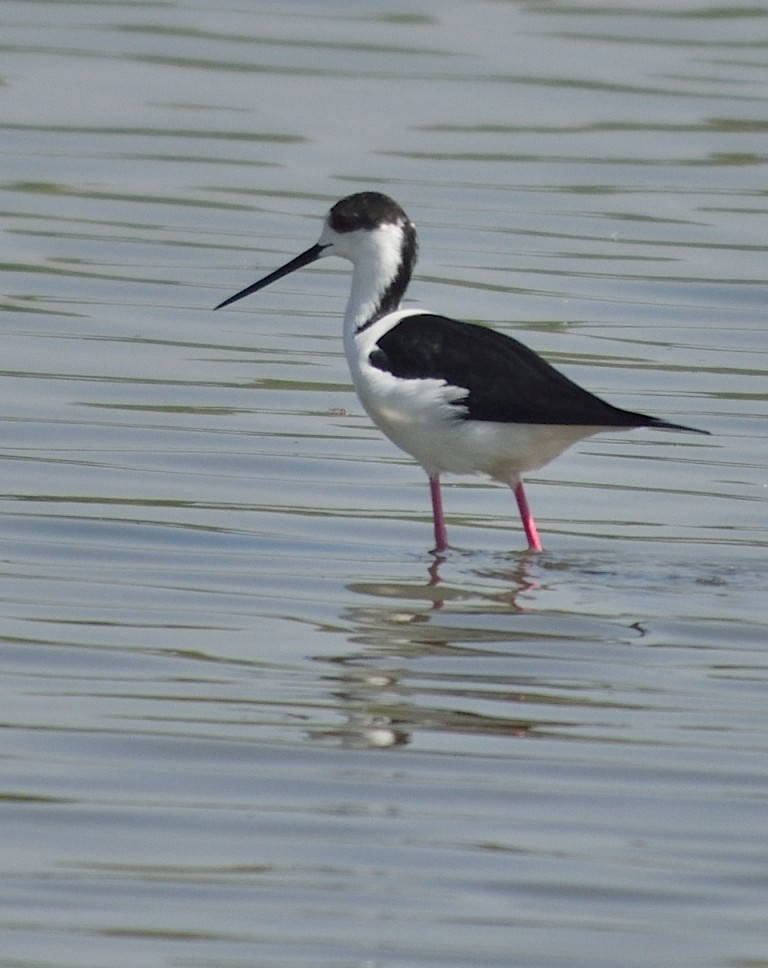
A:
[429,474,448,552]
[513,480,543,552]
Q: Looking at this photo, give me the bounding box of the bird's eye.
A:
[331,212,352,233]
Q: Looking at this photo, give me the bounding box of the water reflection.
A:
[311,540,768,752]
[313,651,542,752]
[350,552,539,613]
[312,556,580,750]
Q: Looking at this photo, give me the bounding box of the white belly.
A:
[347,321,606,482]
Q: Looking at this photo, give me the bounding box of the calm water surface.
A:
[2,1,767,967]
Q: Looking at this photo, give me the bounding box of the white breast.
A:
[345,311,605,483]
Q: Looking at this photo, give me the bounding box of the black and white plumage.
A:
[215,191,707,551]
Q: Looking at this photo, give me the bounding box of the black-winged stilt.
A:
[215,191,707,552]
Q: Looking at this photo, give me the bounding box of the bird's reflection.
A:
[309,551,545,750]
[351,548,540,614]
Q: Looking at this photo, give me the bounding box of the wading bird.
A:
[215,192,706,551]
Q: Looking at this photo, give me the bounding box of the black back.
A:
[369,313,695,430]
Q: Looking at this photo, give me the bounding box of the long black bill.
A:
[214,242,327,310]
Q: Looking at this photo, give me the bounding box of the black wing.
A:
[369,313,701,431]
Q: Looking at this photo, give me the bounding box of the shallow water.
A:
[2,1,767,967]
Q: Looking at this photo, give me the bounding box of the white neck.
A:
[340,222,408,336]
